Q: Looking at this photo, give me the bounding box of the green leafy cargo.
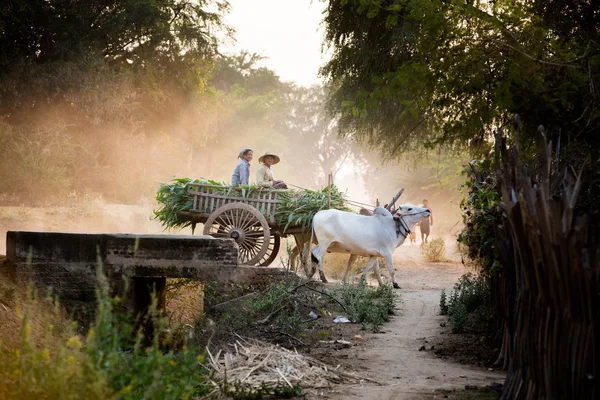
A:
[275,186,350,232]
[153,177,351,233]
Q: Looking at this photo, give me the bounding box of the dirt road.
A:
[317,239,505,399]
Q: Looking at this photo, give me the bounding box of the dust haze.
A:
[0,70,467,255]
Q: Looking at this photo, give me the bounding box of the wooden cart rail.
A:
[188,183,285,225]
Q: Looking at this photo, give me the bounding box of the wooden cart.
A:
[178,183,309,267]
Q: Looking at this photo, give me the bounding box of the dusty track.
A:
[317,239,505,399]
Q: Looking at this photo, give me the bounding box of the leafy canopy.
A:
[321,0,600,157]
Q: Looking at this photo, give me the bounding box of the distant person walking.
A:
[256,152,288,189]
[420,199,434,243]
[231,148,253,186]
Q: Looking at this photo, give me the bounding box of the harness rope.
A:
[394,211,430,238]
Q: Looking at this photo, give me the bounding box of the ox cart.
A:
[178,183,312,267]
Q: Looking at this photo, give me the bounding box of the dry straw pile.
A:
[203,338,375,398]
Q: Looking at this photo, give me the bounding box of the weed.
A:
[200,278,325,347]
[439,273,491,333]
[440,288,449,315]
[421,238,446,262]
[334,276,396,332]
[0,268,213,399]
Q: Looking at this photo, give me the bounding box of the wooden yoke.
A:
[385,188,404,213]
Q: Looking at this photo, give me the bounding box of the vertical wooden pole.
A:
[376,198,380,207]
[327,173,332,209]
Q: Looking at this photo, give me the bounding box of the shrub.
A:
[439,288,449,315]
[334,276,396,332]
[439,273,491,333]
[421,238,446,262]
[457,164,502,278]
[0,271,213,399]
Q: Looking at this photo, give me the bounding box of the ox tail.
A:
[310,250,318,264]
[309,223,317,263]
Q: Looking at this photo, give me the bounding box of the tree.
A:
[276,85,353,187]
[0,0,231,120]
[320,0,600,157]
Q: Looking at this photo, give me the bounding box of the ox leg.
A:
[343,254,359,283]
[310,244,329,283]
[372,259,385,286]
[361,257,380,286]
[383,254,400,289]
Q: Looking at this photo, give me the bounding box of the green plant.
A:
[0,269,214,399]
[334,276,396,332]
[421,237,446,262]
[449,303,468,333]
[152,177,227,232]
[275,185,350,232]
[204,278,310,340]
[458,164,502,279]
[439,288,448,316]
[441,273,491,333]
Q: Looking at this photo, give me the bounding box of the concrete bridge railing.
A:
[2,231,291,326]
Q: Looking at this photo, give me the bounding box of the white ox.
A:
[309,204,430,288]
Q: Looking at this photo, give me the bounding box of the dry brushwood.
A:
[202,338,379,398]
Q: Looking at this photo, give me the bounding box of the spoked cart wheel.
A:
[203,203,273,266]
[258,234,280,266]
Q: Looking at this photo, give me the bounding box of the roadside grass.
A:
[196,274,398,349]
[334,276,396,331]
[0,263,74,359]
[0,267,214,399]
[0,258,398,398]
[436,272,499,367]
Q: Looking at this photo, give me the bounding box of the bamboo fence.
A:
[493,129,599,399]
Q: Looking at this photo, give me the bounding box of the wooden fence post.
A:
[327,172,332,209]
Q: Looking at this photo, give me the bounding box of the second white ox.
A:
[309,204,430,289]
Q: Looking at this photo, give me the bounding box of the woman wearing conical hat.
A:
[256,152,288,189]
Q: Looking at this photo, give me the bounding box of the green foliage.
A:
[439,288,448,316]
[0,274,212,399]
[206,279,308,337]
[0,122,85,199]
[321,0,600,157]
[421,237,446,262]
[153,178,351,233]
[275,185,351,232]
[457,163,503,278]
[334,276,396,332]
[0,0,229,91]
[439,273,491,333]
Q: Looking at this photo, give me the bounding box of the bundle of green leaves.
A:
[274,185,350,232]
[153,177,267,232]
[153,178,350,233]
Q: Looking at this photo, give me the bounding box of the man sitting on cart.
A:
[257,152,288,189]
